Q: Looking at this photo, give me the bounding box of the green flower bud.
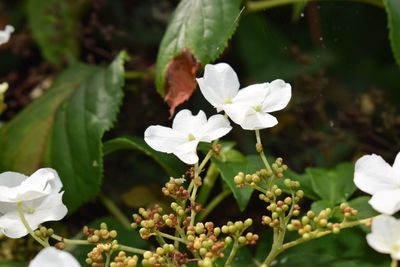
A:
[238,236,247,244]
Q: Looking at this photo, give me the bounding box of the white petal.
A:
[29,247,81,267]
[0,202,16,214]
[197,63,240,108]
[9,169,59,202]
[232,83,270,107]
[222,103,252,125]
[0,193,68,238]
[174,140,200,165]
[392,152,400,177]
[367,215,400,256]
[369,189,400,215]
[35,168,63,193]
[22,168,62,194]
[0,208,28,238]
[172,109,207,134]
[262,79,292,112]
[0,172,27,201]
[354,154,399,195]
[239,112,278,130]
[198,114,232,142]
[144,125,187,153]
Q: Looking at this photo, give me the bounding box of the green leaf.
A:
[103,136,186,177]
[307,162,356,206]
[27,0,79,65]
[213,155,264,211]
[384,0,400,66]
[0,53,126,212]
[155,0,243,96]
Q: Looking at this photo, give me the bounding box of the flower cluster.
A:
[144,63,291,165]
[197,63,291,130]
[0,168,67,238]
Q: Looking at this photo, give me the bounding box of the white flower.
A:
[0,25,14,45]
[144,109,232,165]
[0,168,68,238]
[196,63,291,130]
[29,247,81,267]
[354,152,400,215]
[366,215,400,259]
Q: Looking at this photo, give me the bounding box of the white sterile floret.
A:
[354,152,400,215]
[29,247,81,267]
[0,168,68,238]
[196,63,291,130]
[366,215,400,260]
[0,25,14,45]
[144,109,232,165]
[196,63,240,111]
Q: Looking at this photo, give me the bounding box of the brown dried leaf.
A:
[165,48,200,117]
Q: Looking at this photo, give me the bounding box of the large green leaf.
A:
[307,162,356,206]
[103,136,186,177]
[384,0,400,66]
[155,0,243,96]
[0,53,126,212]
[27,0,79,65]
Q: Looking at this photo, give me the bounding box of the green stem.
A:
[190,162,201,227]
[391,257,398,267]
[255,130,273,173]
[105,252,111,267]
[156,235,167,246]
[17,202,49,248]
[99,194,131,230]
[197,163,219,205]
[51,234,147,254]
[224,239,240,267]
[117,244,147,255]
[157,231,187,244]
[124,70,147,80]
[246,0,383,13]
[197,190,232,222]
[51,234,92,246]
[198,149,214,173]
